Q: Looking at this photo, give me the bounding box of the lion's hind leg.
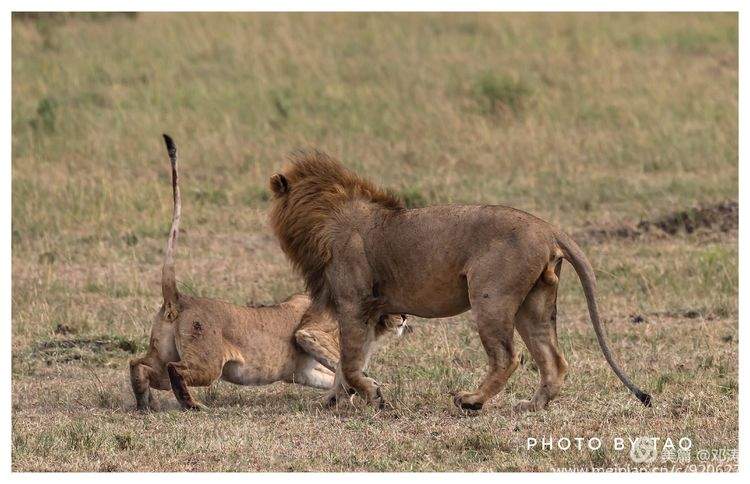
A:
[166,362,206,410]
[454,253,542,411]
[295,328,339,372]
[294,355,335,389]
[453,300,521,411]
[129,357,154,411]
[513,261,569,413]
[129,355,170,411]
[166,357,222,411]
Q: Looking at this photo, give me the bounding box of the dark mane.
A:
[269,150,404,309]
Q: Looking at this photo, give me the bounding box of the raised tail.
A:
[555,230,652,407]
[161,134,181,321]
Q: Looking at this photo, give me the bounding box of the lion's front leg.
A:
[320,232,385,409]
[323,365,355,407]
[335,303,384,409]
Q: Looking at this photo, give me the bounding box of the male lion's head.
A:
[268,151,404,310]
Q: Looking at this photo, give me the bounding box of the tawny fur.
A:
[129,137,405,411]
[270,151,404,311]
[269,151,651,412]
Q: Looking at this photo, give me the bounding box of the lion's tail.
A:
[554,230,652,407]
[161,134,181,321]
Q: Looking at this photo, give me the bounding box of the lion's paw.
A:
[513,400,536,413]
[323,394,338,408]
[453,392,484,411]
[183,401,208,411]
[323,391,343,408]
[370,386,387,410]
[323,385,356,408]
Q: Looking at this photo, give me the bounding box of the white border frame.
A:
[4,2,745,482]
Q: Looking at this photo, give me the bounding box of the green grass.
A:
[12,12,737,472]
[474,71,532,116]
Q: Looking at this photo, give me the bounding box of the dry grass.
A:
[12,12,737,471]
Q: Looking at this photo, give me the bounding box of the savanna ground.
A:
[11,13,738,472]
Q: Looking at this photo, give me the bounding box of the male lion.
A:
[268,151,652,412]
[129,137,406,411]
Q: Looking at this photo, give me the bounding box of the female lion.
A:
[129,136,405,410]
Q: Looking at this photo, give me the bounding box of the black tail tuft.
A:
[636,391,652,407]
[163,134,176,158]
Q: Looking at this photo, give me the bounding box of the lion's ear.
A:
[270,173,289,196]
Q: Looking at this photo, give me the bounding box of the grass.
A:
[11,12,737,471]
[474,71,531,116]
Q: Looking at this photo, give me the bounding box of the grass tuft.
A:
[474,72,531,116]
[30,97,57,133]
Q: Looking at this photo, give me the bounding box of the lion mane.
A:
[269,151,404,310]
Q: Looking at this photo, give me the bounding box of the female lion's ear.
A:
[270,173,289,196]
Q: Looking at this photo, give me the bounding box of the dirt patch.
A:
[26,335,144,365]
[580,200,737,242]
